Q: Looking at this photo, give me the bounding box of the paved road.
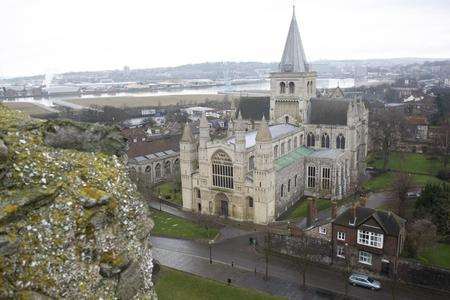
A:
[151,235,450,300]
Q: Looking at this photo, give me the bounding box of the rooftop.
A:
[275,146,314,171]
[227,123,299,148]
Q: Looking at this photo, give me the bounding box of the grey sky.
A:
[1,0,450,77]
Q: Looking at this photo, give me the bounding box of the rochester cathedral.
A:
[180,9,369,224]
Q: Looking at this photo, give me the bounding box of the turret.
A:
[199,111,210,147]
[235,110,246,152]
[180,122,197,211]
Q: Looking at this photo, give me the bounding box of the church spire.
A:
[279,6,309,73]
[256,116,272,142]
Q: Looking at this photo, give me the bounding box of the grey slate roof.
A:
[279,7,309,73]
[237,96,270,121]
[308,97,350,125]
[333,207,405,236]
[228,123,299,148]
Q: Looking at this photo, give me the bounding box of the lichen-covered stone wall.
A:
[0,104,155,299]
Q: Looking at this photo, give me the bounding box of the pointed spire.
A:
[279,6,309,73]
[235,109,246,131]
[256,116,272,142]
[181,122,194,143]
[237,110,243,120]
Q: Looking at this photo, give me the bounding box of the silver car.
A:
[348,273,381,290]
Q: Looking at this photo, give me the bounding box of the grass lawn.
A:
[151,209,219,240]
[367,152,444,175]
[155,267,285,300]
[418,243,450,269]
[363,171,445,192]
[280,199,332,220]
[155,182,182,206]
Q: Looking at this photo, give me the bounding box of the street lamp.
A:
[209,240,214,264]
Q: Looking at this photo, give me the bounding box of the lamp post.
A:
[209,240,213,264]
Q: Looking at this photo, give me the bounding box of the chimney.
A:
[331,201,337,219]
[307,198,317,227]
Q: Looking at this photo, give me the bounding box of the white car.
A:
[349,274,381,290]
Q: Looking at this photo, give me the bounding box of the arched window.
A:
[164,161,171,176]
[155,163,161,178]
[274,145,279,158]
[195,188,201,198]
[288,179,291,192]
[249,155,255,171]
[279,82,286,94]
[212,151,234,189]
[294,137,298,148]
[288,140,292,151]
[145,165,151,173]
[174,158,180,169]
[285,116,289,124]
[289,82,295,94]
[300,134,303,145]
[336,134,345,149]
[281,184,284,197]
[248,197,254,208]
[321,133,330,148]
[281,143,285,155]
[307,166,316,188]
[307,132,315,147]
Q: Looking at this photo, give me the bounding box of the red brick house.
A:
[332,206,405,276]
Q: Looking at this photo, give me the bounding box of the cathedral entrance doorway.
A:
[214,193,229,218]
[221,200,228,217]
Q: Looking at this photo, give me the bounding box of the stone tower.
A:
[254,116,276,224]
[270,6,317,124]
[198,112,210,180]
[180,122,197,211]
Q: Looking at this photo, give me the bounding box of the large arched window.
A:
[289,82,295,94]
[321,133,330,148]
[248,155,255,171]
[274,145,279,158]
[212,151,234,189]
[336,134,345,149]
[307,132,315,147]
[155,163,161,178]
[164,161,171,176]
[279,82,286,94]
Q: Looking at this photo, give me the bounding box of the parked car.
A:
[348,274,381,290]
[407,191,421,198]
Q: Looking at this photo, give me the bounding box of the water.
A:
[4,78,355,108]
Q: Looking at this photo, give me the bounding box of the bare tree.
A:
[370,109,406,171]
[391,172,413,218]
[406,219,437,258]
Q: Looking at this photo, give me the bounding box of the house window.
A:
[321,133,330,148]
[280,82,286,94]
[336,134,345,149]
[337,246,345,258]
[357,230,384,249]
[212,151,234,189]
[307,132,315,147]
[322,167,331,190]
[274,145,278,158]
[358,251,372,265]
[289,82,295,94]
[319,227,327,235]
[294,137,298,148]
[307,166,316,188]
[281,184,284,197]
[337,231,346,241]
[281,143,285,155]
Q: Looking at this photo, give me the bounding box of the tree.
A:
[391,172,413,218]
[342,244,357,297]
[370,109,406,171]
[405,219,437,258]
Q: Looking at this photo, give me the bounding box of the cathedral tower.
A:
[269,6,316,124]
[180,122,197,210]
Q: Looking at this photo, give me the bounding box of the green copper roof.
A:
[275,146,315,171]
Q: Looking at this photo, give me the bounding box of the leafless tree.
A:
[406,219,437,258]
[391,172,413,218]
[370,109,406,171]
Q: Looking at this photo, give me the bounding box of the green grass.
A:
[155,182,182,206]
[367,152,444,175]
[280,199,332,220]
[155,267,285,300]
[419,243,450,269]
[151,209,218,240]
[363,171,446,192]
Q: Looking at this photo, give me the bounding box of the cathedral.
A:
[180,9,369,224]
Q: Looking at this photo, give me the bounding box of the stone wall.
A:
[397,260,450,292]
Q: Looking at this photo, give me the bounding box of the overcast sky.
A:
[1,0,450,77]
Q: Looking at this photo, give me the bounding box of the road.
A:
[151,235,450,300]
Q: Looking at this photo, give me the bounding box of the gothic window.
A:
[294,137,298,148]
[164,161,171,176]
[336,134,345,149]
[307,166,316,188]
[248,197,254,208]
[145,165,151,173]
[321,133,330,148]
[281,143,285,155]
[300,134,304,145]
[249,155,255,171]
[288,139,292,151]
[174,158,180,170]
[280,82,286,94]
[322,167,331,190]
[281,184,284,197]
[212,151,234,189]
[274,145,279,158]
[289,82,295,94]
[288,179,291,192]
[155,163,161,178]
[307,132,315,147]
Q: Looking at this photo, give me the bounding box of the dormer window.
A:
[349,218,356,226]
[319,226,327,235]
